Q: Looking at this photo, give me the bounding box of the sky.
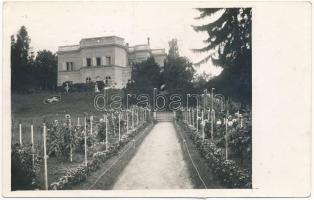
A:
[5,1,223,76]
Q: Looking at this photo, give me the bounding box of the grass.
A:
[11,91,117,145]
[10,91,141,190]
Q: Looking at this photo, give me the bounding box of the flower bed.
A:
[49,122,151,190]
[179,122,252,188]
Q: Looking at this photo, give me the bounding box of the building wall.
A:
[114,46,128,67]
[153,54,166,67]
[57,36,165,88]
[58,71,81,85]
[58,51,81,71]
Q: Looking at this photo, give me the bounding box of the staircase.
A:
[155,112,174,122]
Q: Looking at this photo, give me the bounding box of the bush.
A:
[11,144,42,190]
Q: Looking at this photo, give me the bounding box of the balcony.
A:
[151,49,166,55]
[58,45,80,52]
[80,36,125,48]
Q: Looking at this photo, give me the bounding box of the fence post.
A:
[136,110,139,128]
[19,121,22,146]
[43,122,48,190]
[196,108,199,133]
[126,111,129,134]
[31,120,35,167]
[132,109,134,130]
[118,113,121,141]
[77,117,80,127]
[84,116,88,166]
[211,109,214,140]
[69,118,72,162]
[105,115,108,151]
[90,116,93,135]
[112,113,115,136]
[225,116,228,160]
[202,110,205,141]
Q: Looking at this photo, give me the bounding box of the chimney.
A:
[147,37,150,46]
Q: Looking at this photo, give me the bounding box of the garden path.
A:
[112,122,193,189]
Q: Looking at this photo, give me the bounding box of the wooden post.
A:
[84,117,87,166]
[136,111,139,128]
[211,109,214,140]
[19,121,22,146]
[196,108,199,132]
[43,123,48,190]
[77,117,80,127]
[144,109,147,121]
[105,115,108,151]
[31,121,35,167]
[118,113,121,141]
[69,118,72,162]
[132,109,134,130]
[225,116,228,160]
[201,110,205,141]
[126,111,129,134]
[112,113,115,136]
[90,116,93,135]
[192,109,194,128]
[207,109,210,120]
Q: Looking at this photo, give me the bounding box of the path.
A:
[113,122,193,189]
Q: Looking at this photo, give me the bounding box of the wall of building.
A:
[114,47,128,67]
[80,46,115,66]
[58,70,81,85]
[57,36,165,88]
[58,51,81,71]
[153,54,166,67]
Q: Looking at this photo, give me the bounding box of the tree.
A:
[127,56,162,93]
[35,50,57,90]
[193,8,252,104]
[11,26,36,92]
[11,26,58,92]
[193,72,210,91]
[168,38,180,58]
[162,38,195,94]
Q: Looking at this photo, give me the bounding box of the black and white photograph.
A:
[2,1,311,197]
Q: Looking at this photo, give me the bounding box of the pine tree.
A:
[193,8,252,104]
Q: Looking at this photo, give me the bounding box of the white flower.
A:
[216,120,222,125]
[228,121,233,127]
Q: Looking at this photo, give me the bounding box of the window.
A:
[106,56,111,65]
[66,62,74,71]
[105,76,111,85]
[86,77,92,83]
[86,58,92,67]
[96,57,101,66]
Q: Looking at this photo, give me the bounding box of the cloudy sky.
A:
[5,1,223,76]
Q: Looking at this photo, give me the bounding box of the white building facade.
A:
[57,36,166,89]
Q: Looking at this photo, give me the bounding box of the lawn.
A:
[11,91,116,145]
[11,91,138,190]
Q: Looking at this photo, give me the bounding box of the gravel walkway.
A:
[113,122,193,189]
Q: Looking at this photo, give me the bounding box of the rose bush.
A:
[49,121,151,190]
[180,122,252,188]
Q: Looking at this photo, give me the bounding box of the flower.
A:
[216,120,222,125]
